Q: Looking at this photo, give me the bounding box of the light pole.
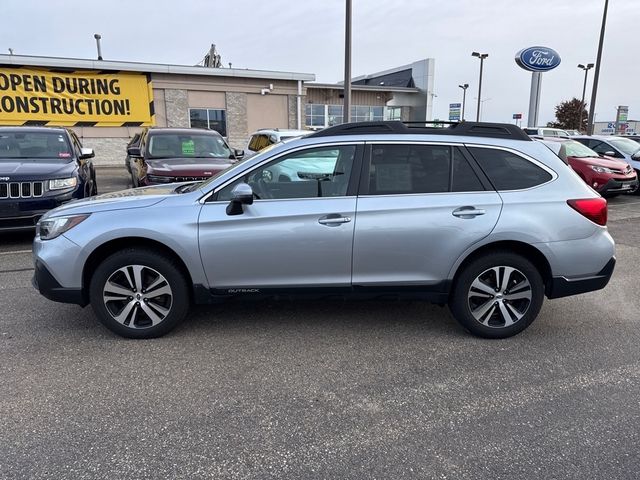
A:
[94,33,103,61]
[587,0,609,135]
[577,63,594,131]
[458,83,469,121]
[343,0,352,123]
[472,52,488,122]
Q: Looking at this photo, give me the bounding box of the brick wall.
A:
[81,137,129,167]
[225,92,248,149]
[164,89,189,128]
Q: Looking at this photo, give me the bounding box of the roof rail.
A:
[306,121,531,141]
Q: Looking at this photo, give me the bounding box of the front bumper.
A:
[546,257,616,299]
[0,189,81,231]
[597,177,638,194]
[32,260,87,306]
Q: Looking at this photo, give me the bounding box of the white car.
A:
[245,129,311,157]
[523,127,570,138]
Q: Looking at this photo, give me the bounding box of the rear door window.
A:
[363,144,485,195]
[468,147,552,190]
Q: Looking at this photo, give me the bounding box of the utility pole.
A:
[587,0,609,135]
[343,0,352,123]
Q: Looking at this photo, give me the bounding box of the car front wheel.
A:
[89,249,190,339]
[449,252,544,339]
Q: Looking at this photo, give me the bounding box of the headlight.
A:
[49,177,78,190]
[147,174,173,183]
[590,165,617,174]
[36,214,90,240]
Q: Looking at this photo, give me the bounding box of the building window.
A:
[189,108,227,136]
[328,105,343,126]
[306,104,394,128]
[305,104,325,127]
[385,106,402,121]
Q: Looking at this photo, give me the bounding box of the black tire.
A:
[89,248,190,339]
[449,251,544,339]
[91,171,98,196]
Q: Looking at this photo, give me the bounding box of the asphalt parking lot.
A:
[1,167,640,479]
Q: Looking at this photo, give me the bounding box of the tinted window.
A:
[217,145,356,201]
[452,148,484,192]
[469,147,552,190]
[589,141,617,156]
[368,144,450,195]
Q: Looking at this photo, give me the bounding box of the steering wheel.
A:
[251,178,272,200]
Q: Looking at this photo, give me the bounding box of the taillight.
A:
[567,198,608,226]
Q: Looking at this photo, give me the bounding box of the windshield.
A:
[0,131,73,161]
[564,140,599,158]
[147,133,232,159]
[609,138,640,155]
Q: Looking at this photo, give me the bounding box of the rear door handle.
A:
[318,214,352,226]
[452,206,486,218]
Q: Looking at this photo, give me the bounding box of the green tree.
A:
[547,98,588,131]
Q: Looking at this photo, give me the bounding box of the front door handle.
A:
[318,214,352,226]
[452,206,486,218]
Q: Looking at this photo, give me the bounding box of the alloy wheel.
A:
[467,266,533,328]
[102,265,173,328]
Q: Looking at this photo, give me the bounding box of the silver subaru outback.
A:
[32,121,615,339]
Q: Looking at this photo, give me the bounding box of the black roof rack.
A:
[306,121,531,141]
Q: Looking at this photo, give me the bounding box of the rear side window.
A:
[468,147,552,190]
[366,144,485,195]
[368,144,450,195]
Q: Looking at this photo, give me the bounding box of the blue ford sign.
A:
[515,46,561,72]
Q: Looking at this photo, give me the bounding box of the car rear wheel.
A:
[89,249,190,339]
[449,252,544,339]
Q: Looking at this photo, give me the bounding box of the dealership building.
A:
[0,54,433,165]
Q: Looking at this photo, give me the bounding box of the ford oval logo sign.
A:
[515,46,561,72]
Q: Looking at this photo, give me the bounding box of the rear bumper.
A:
[547,257,616,299]
[32,260,87,306]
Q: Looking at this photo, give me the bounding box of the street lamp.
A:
[458,83,469,121]
[587,0,609,135]
[472,52,488,122]
[577,63,594,131]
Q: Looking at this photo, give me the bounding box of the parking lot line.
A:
[0,249,32,256]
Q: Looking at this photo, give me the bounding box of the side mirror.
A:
[233,149,245,159]
[603,151,616,157]
[127,146,143,158]
[79,147,94,160]
[632,152,640,161]
[226,183,254,216]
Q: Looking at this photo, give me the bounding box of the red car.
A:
[128,128,243,186]
[538,137,638,197]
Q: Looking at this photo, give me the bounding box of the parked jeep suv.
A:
[32,121,615,339]
[0,127,97,231]
[128,128,242,187]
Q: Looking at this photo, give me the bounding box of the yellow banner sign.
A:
[0,67,155,127]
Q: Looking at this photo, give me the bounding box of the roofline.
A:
[306,82,420,93]
[348,59,434,83]
[0,54,315,82]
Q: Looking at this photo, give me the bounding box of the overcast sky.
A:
[1,0,636,125]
